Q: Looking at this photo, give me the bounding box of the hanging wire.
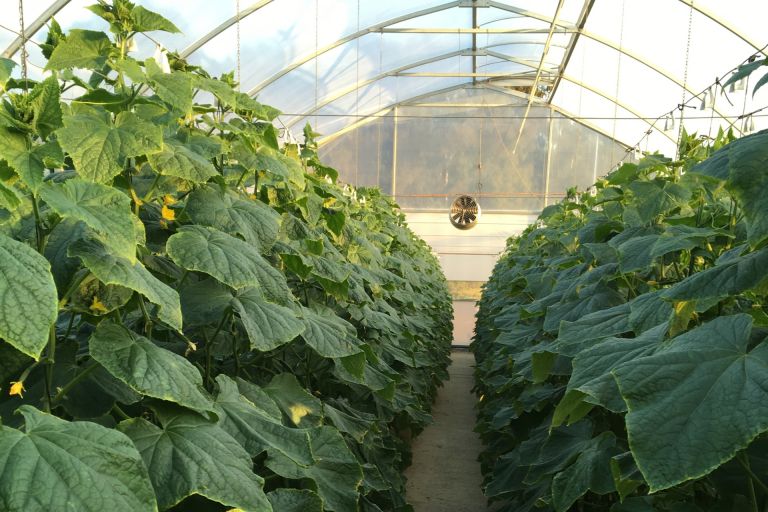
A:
[676,1,695,159]
[610,0,626,168]
[18,0,28,92]
[314,0,318,131]
[354,0,360,186]
[235,0,241,90]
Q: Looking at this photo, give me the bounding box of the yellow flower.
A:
[289,404,312,425]
[161,204,176,221]
[90,296,108,314]
[162,194,177,206]
[9,381,24,398]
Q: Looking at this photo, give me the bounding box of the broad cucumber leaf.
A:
[56,107,163,183]
[628,290,673,334]
[89,322,213,413]
[131,5,181,33]
[0,179,21,211]
[555,302,631,356]
[119,406,271,512]
[232,288,304,351]
[551,432,617,512]
[179,278,233,327]
[266,426,363,512]
[267,489,323,512]
[299,307,363,358]
[30,76,63,139]
[661,247,768,302]
[146,65,193,114]
[234,144,305,187]
[614,314,768,491]
[147,136,217,183]
[45,29,112,70]
[167,226,289,298]
[568,324,666,413]
[263,373,323,428]
[0,233,57,360]
[0,406,157,512]
[185,186,281,250]
[628,180,691,223]
[0,58,15,88]
[69,238,182,330]
[40,178,137,261]
[0,128,64,192]
[214,375,314,465]
[693,130,768,246]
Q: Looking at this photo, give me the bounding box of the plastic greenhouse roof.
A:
[2,0,768,161]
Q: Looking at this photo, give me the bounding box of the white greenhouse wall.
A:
[405,212,537,345]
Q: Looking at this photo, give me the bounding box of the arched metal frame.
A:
[2,0,764,145]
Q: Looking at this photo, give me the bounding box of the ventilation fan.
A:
[449,195,481,230]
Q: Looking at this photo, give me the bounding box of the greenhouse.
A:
[0,0,767,511]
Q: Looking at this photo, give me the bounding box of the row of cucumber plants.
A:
[0,2,453,511]
[472,64,768,511]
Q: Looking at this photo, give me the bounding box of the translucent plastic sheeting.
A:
[2,0,768,178]
[319,88,630,213]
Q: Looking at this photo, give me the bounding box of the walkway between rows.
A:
[405,350,489,511]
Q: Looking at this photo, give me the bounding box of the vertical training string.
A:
[610,0,625,167]
[677,1,694,159]
[18,0,27,91]
[236,0,241,90]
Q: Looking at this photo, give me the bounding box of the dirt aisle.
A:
[405,350,488,511]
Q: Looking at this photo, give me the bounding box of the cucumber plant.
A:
[0,2,453,511]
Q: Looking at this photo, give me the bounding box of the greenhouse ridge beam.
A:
[549,0,594,99]
[246,1,463,96]
[284,46,559,130]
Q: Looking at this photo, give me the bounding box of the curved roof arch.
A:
[1,0,767,156]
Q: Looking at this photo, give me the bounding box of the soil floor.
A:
[404,350,490,512]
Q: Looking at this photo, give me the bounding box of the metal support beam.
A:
[472,1,478,85]
[549,0,594,99]
[180,0,273,58]
[512,0,565,154]
[247,1,463,96]
[285,46,558,130]
[3,0,71,58]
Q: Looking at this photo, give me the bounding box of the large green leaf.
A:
[693,130,768,246]
[568,323,666,412]
[214,375,314,465]
[184,185,281,250]
[0,406,156,512]
[146,64,193,114]
[232,287,304,351]
[131,5,181,33]
[69,238,182,330]
[89,322,213,413]
[56,107,163,183]
[266,426,363,512]
[0,128,63,192]
[147,136,217,183]
[551,432,617,512]
[267,489,323,512]
[628,179,691,223]
[0,233,58,360]
[30,76,63,139]
[299,307,363,358]
[40,178,137,261]
[167,225,288,295]
[119,406,271,511]
[263,373,323,428]
[0,58,15,89]
[614,314,768,491]
[45,29,112,70]
[661,247,768,302]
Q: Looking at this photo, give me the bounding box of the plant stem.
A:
[137,296,153,338]
[31,194,44,253]
[52,361,99,403]
[112,404,130,421]
[738,452,768,494]
[63,311,76,340]
[44,325,57,412]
